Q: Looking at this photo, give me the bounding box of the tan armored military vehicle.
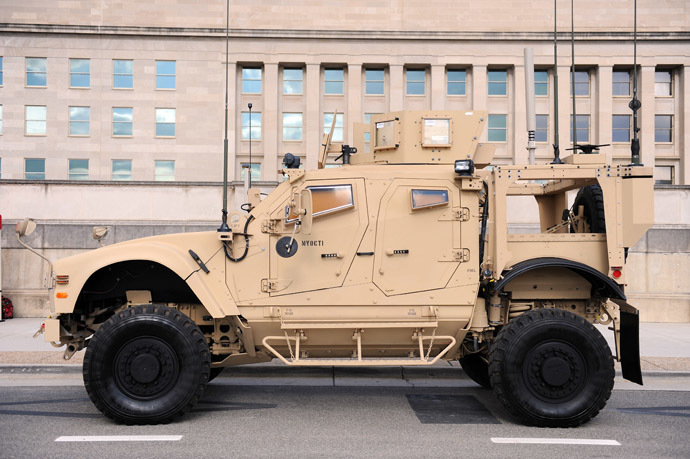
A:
[34,110,652,427]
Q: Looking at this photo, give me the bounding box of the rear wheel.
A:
[83,304,211,424]
[459,354,491,389]
[571,185,606,233]
[489,308,614,427]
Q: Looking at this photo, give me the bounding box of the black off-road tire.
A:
[571,184,606,233]
[488,308,614,427]
[83,304,211,424]
[459,354,491,389]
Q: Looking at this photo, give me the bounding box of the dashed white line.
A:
[55,435,183,442]
[491,438,620,446]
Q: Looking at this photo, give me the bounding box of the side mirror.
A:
[286,189,313,235]
[92,226,110,246]
[15,218,37,237]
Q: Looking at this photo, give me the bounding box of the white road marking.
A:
[55,435,183,442]
[491,438,621,446]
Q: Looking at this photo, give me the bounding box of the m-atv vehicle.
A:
[40,110,652,427]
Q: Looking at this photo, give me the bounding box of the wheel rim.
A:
[522,340,587,403]
[113,336,180,400]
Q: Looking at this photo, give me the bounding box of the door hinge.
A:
[453,248,470,262]
[261,278,293,293]
[261,219,280,234]
[453,207,470,222]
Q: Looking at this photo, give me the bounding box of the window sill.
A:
[282,93,304,97]
[155,136,176,139]
[155,88,176,91]
[324,94,345,97]
[68,135,91,138]
[112,135,134,138]
[24,134,47,137]
[364,94,385,97]
[69,86,90,90]
[25,85,47,89]
[113,87,134,90]
[446,94,467,98]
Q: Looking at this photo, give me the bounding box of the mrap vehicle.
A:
[33,110,653,426]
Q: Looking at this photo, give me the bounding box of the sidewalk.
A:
[1,318,690,371]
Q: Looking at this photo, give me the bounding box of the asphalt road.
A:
[1,380,689,458]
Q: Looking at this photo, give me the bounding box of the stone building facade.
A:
[0,0,688,320]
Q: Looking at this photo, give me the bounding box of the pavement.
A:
[1,318,690,383]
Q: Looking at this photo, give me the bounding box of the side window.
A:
[286,184,354,222]
[411,189,449,210]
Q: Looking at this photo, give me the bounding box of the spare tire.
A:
[571,184,606,233]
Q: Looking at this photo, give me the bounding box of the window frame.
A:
[282,112,303,142]
[654,70,672,97]
[283,67,303,95]
[154,160,175,181]
[155,108,176,138]
[69,58,90,89]
[25,105,47,136]
[324,68,344,95]
[488,69,508,96]
[68,106,91,137]
[323,113,344,143]
[654,165,674,185]
[405,68,426,96]
[447,69,467,96]
[242,67,262,94]
[421,117,452,148]
[68,159,89,181]
[112,107,134,137]
[487,114,507,142]
[410,188,450,211]
[654,114,673,143]
[113,59,134,89]
[612,114,631,143]
[25,158,46,180]
[570,114,591,143]
[570,70,590,97]
[112,159,133,181]
[240,162,261,182]
[155,60,176,90]
[365,68,385,96]
[26,57,47,88]
[534,70,548,97]
[535,114,548,143]
[241,111,262,141]
[287,184,355,222]
[612,70,631,97]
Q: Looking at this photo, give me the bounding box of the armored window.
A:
[654,165,674,185]
[112,107,133,136]
[488,70,507,96]
[411,189,449,210]
[241,162,261,181]
[156,61,176,90]
[570,114,590,143]
[655,115,672,143]
[447,69,466,96]
[25,105,47,135]
[406,69,425,95]
[241,111,262,140]
[155,108,176,137]
[283,68,303,95]
[421,118,451,147]
[283,112,303,141]
[25,158,45,180]
[242,67,262,94]
[26,58,47,87]
[374,119,397,150]
[69,59,90,88]
[366,69,384,95]
[310,185,354,217]
[323,113,344,142]
[324,69,344,95]
[69,106,90,136]
[112,159,132,181]
[535,115,548,142]
[613,70,631,96]
[155,160,175,181]
[113,60,133,89]
[570,71,589,96]
[488,114,507,142]
[534,70,548,96]
[69,159,89,180]
[655,70,672,96]
[612,115,631,142]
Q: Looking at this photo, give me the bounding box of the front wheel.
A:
[459,354,491,389]
[83,304,211,424]
[489,308,614,427]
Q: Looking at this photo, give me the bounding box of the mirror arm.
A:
[16,232,55,287]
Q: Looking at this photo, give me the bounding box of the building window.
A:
[533,70,548,96]
[447,69,466,96]
[112,107,133,136]
[324,113,344,142]
[69,59,90,88]
[365,69,385,95]
[571,71,589,96]
[68,159,89,180]
[535,115,548,142]
[25,105,47,135]
[612,115,631,142]
[155,160,175,181]
[654,166,674,185]
[655,115,672,143]
[25,158,46,180]
[112,160,132,181]
[241,111,261,140]
[0,105,3,134]
[26,58,47,87]
[155,60,176,90]
[570,115,590,142]
[240,163,261,181]
[155,108,176,137]
[406,69,425,95]
[488,114,507,142]
[0,57,5,86]
[242,67,262,94]
[488,70,507,96]
[655,70,672,96]
[283,68,303,95]
[613,70,631,96]
[69,106,90,136]
[113,60,133,89]
[282,112,303,141]
[324,69,344,95]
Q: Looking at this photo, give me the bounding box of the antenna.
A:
[218,0,230,233]
[629,0,642,165]
[551,0,563,164]
[524,48,536,165]
[248,102,253,190]
[570,0,577,149]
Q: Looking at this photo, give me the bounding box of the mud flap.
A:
[612,298,643,385]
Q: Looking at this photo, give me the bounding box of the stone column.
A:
[556,65,571,151]
[263,63,279,181]
[472,65,487,140]
[389,64,404,112]
[431,64,445,110]
[513,64,527,164]
[305,63,321,170]
[639,65,655,167]
[597,65,613,161]
[347,63,362,143]
[681,65,690,185]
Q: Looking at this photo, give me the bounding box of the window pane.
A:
[655,71,672,96]
[411,189,449,210]
[283,113,303,141]
[27,57,47,86]
[156,123,175,137]
[26,106,46,135]
[242,68,262,93]
[324,113,344,142]
[654,166,673,185]
[70,106,90,121]
[407,81,425,95]
[571,71,589,96]
[535,114,548,142]
[612,71,630,96]
[284,68,302,80]
[612,115,630,142]
[114,74,133,88]
[324,69,343,80]
[366,69,384,95]
[655,115,672,142]
[243,68,261,80]
[612,115,630,129]
[0,57,3,86]
[156,75,175,89]
[488,70,507,96]
[422,118,450,145]
[241,112,262,140]
[534,71,548,96]
[113,60,133,74]
[112,160,132,180]
[570,115,590,142]
[324,69,344,95]
[25,159,46,179]
[240,163,261,181]
[113,108,133,136]
[407,69,425,82]
[284,80,302,94]
[488,114,507,142]
[366,69,384,80]
[447,69,466,95]
[309,185,354,217]
[155,108,176,123]
[69,159,89,180]
[325,81,343,94]
[155,160,175,181]
[156,60,175,75]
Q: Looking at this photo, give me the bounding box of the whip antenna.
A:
[629,0,642,165]
[551,0,563,164]
[218,0,231,232]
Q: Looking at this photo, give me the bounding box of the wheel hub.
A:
[524,341,586,401]
[113,336,179,399]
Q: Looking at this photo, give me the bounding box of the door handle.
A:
[385,249,409,256]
